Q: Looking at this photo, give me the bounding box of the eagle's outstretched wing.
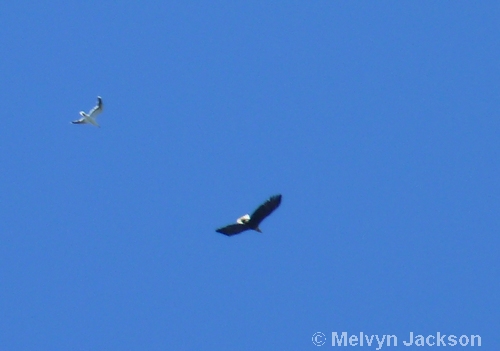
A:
[216,224,249,236]
[248,194,282,228]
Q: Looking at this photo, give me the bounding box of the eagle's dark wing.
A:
[248,194,282,227]
[216,223,249,236]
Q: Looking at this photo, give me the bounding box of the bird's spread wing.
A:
[248,194,282,227]
[216,224,249,236]
[71,117,87,124]
[88,96,103,117]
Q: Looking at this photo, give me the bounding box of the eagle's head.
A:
[236,214,250,224]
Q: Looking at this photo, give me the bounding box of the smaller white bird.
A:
[72,96,103,127]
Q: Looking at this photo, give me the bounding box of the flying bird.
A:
[72,96,103,127]
[216,194,282,236]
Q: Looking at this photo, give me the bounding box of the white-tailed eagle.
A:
[216,194,282,236]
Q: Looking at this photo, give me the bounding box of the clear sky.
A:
[0,1,498,350]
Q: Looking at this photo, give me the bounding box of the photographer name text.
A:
[312,332,481,348]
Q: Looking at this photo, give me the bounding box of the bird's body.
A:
[72,96,103,127]
[216,194,282,236]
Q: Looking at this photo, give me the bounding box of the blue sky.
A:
[0,1,498,350]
